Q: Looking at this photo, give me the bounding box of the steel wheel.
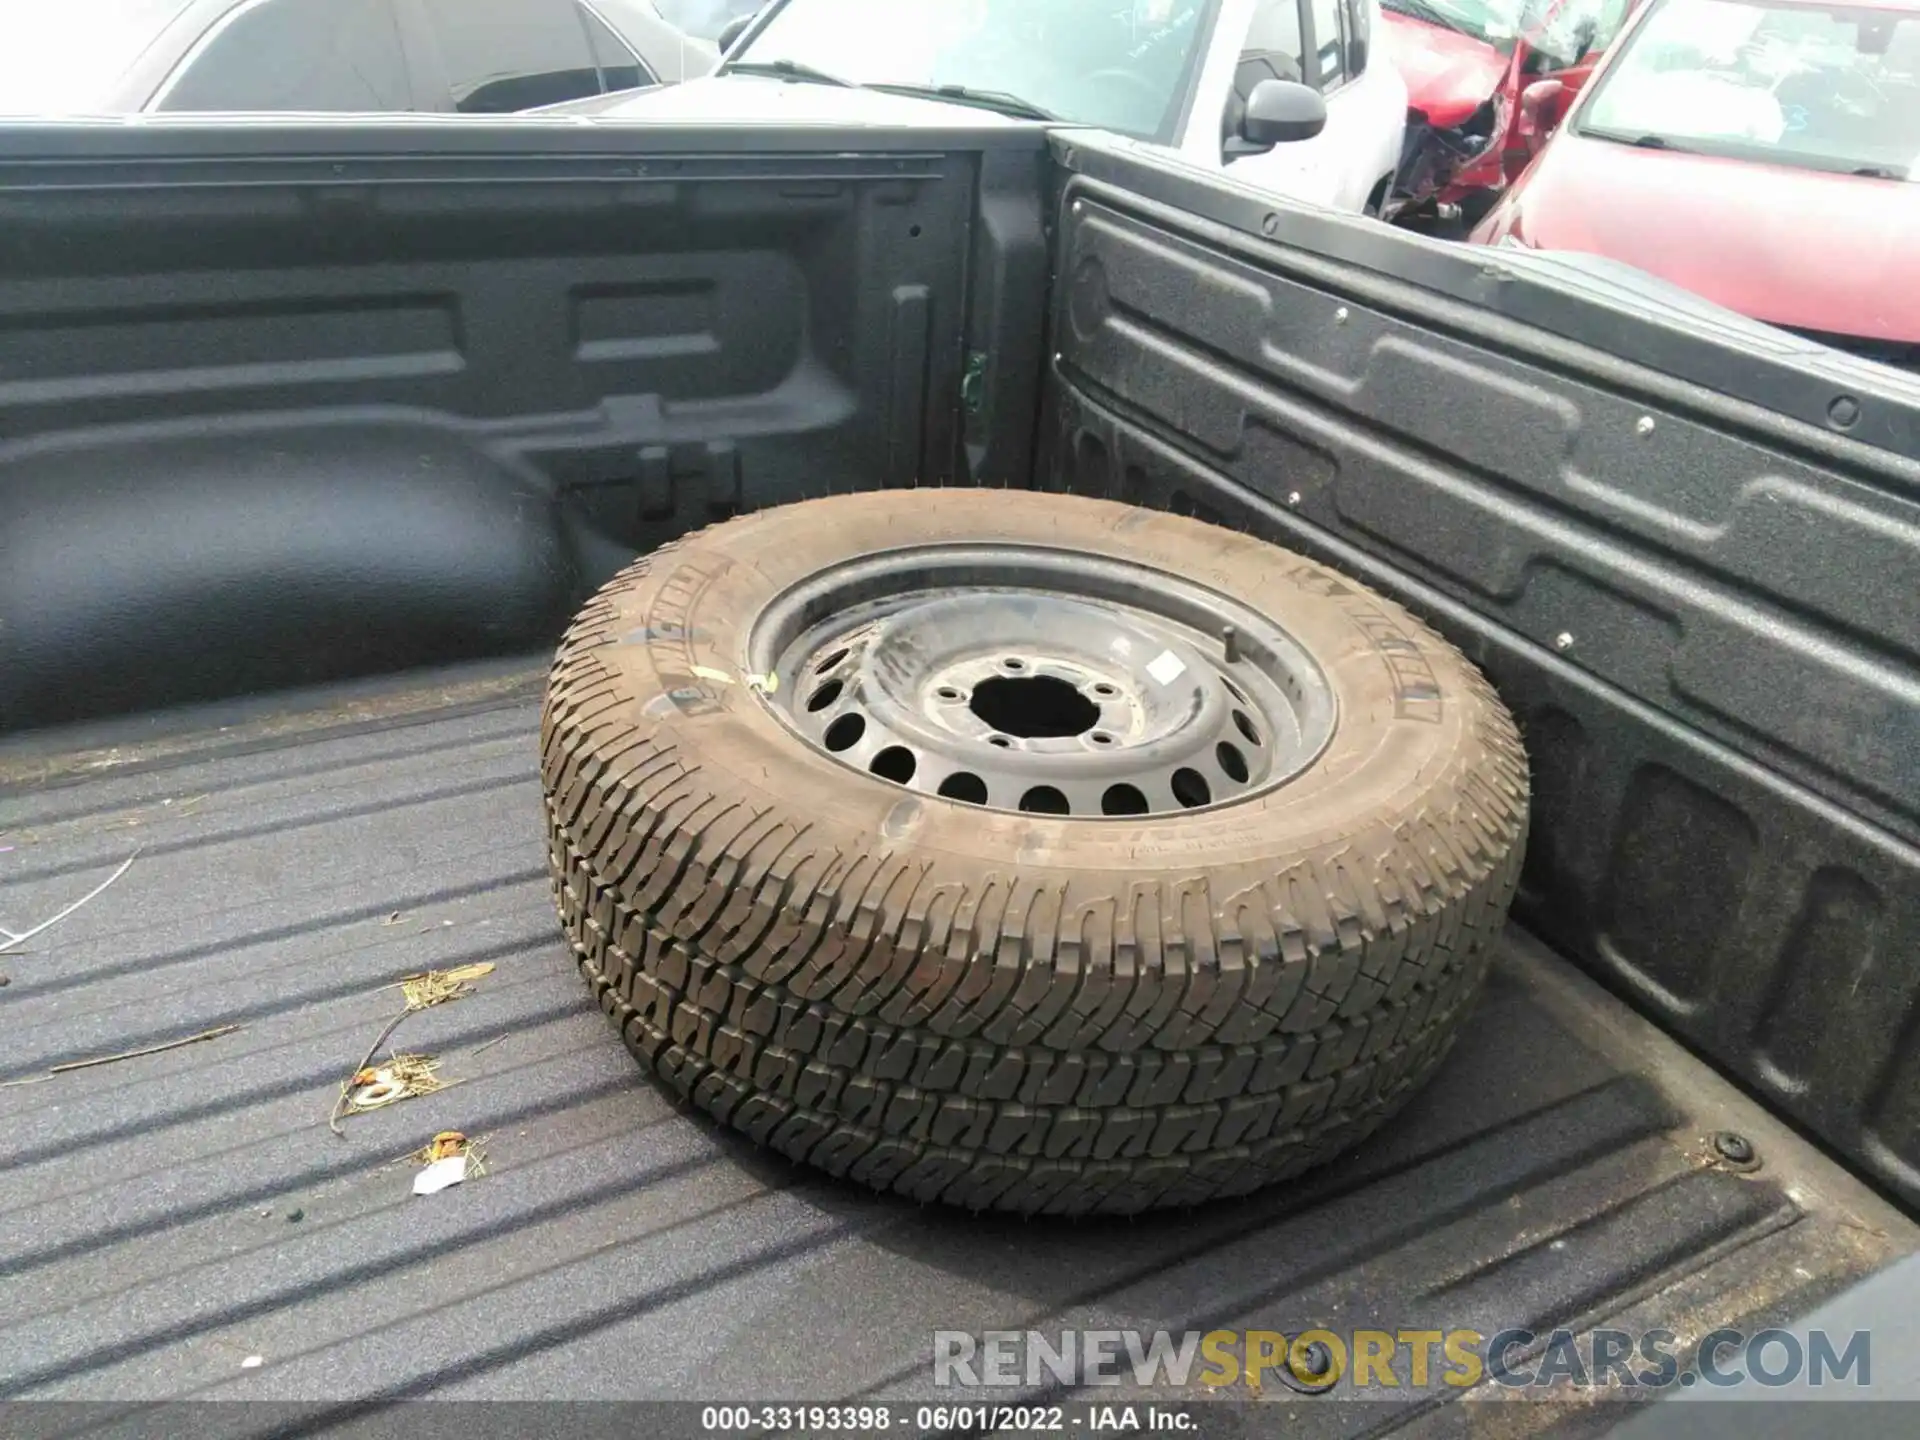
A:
[748,547,1338,818]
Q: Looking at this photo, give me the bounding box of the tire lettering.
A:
[645,558,733,717]
[1281,563,1442,722]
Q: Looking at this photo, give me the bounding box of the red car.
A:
[1471,0,1920,361]
[1384,0,1642,224]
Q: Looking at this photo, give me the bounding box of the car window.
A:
[1309,0,1348,87]
[1577,0,1920,181]
[1242,0,1306,86]
[1343,0,1372,76]
[1226,0,1305,142]
[418,0,606,111]
[580,3,656,89]
[157,0,411,111]
[736,0,1218,142]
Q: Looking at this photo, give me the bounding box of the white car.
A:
[564,0,1409,217]
[1204,0,1411,214]
[0,0,716,116]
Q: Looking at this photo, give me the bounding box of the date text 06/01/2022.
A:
[698,1403,1197,1432]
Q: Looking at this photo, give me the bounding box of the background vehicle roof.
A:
[0,0,717,114]
[0,0,209,114]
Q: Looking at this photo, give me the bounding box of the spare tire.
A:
[542,491,1528,1215]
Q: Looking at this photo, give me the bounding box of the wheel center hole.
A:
[968,674,1100,739]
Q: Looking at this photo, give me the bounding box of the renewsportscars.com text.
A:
[933,1326,1873,1394]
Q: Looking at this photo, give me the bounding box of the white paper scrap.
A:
[1146,649,1187,686]
[412,1155,469,1196]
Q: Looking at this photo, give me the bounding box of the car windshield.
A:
[0,0,193,114]
[645,0,762,41]
[1576,0,1920,179]
[1383,0,1598,58]
[1384,0,1526,48]
[730,0,1218,141]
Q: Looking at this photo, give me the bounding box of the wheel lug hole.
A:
[1090,732,1115,746]
[1002,658,1025,672]
[1091,683,1117,698]
[987,735,1013,748]
[935,686,964,702]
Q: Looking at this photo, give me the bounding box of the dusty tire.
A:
[541,491,1528,1215]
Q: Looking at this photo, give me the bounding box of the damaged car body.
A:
[1384,0,1637,222]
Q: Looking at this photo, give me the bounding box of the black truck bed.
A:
[1,660,1911,1424]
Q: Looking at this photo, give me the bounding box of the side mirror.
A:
[1516,77,1566,146]
[717,14,754,52]
[1240,78,1328,147]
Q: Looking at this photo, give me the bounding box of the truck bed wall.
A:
[1040,135,1920,1212]
[0,124,1046,733]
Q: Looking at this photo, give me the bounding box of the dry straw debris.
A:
[328,963,496,1135]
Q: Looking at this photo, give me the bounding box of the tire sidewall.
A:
[548,493,1517,887]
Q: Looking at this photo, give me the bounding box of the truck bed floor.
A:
[1,661,1911,1425]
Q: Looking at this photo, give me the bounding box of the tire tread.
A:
[539,496,1529,1214]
